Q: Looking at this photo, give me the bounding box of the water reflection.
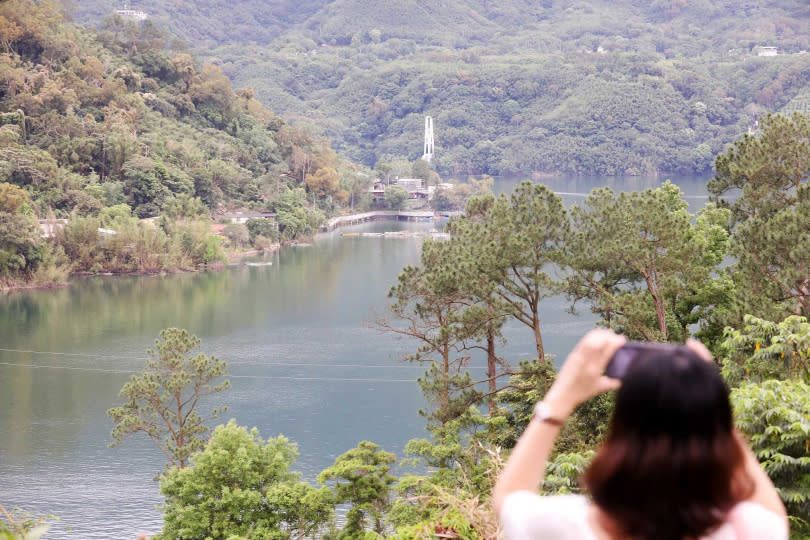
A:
[0,221,435,538]
[0,176,710,538]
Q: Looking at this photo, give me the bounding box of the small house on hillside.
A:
[396,178,424,192]
[370,182,386,201]
[116,9,147,20]
[394,178,430,199]
[38,219,68,238]
[757,46,778,57]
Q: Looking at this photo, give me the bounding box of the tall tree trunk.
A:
[487,327,496,414]
[533,315,545,361]
[440,344,450,420]
[797,277,809,315]
[643,269,668,340]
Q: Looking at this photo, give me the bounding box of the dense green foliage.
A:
[70,1,810,176]
[157,420,333,540]
[567,181,731,342]
[720,317,810,539]
[720,315,810,384]
[0,0,372,285]
[732,381,810,536]
[58,215,224,273]
[0,182,48,286]
[318,441,396,538]
[710,112,810,322]
[383,184,408,210]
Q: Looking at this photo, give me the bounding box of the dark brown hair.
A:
[583,346,753,540]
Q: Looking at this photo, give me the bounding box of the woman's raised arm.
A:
[492,329,625,516]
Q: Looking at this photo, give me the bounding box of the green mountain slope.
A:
[68,0,810,176]
[1,1,354,220]
[1,0,376,284]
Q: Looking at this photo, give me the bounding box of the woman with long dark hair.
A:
[493,329,788,539]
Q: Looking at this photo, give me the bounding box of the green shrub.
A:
[732,380,810,535]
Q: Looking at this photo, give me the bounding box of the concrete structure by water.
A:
[322,210,434,232]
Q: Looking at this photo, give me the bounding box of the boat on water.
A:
[245,262,273,266]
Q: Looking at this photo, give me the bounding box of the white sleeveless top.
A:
[500,492,788,540]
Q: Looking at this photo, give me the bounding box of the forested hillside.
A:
[0,1,365,287]
[70,0,810,176]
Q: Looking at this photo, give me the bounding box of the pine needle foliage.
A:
[107,327,230,469]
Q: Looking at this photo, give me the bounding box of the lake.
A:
[0,175,710,538]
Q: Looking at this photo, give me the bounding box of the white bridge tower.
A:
[422,115,434,162]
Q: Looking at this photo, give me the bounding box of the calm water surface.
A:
[0,176,709,538]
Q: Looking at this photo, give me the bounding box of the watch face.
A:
[533,401,564,426]
[534,401,551,420]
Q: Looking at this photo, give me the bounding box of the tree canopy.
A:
[158,420,333,540]
[107,328,230,468]
[709,113,810,321]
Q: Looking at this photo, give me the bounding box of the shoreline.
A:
[226,243,281,263]
[0,244,283,293]
[0,279,70,293]
[3,208,459,293]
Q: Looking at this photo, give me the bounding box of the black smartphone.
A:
[605,341,686,379]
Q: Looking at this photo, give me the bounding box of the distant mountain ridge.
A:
[72,1,810,49]
[71,0,554,46]
[68,1,810,176]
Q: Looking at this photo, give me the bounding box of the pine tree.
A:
[107,328,229,469]
[709,113,810,320]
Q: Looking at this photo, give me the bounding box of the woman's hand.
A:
[544,329,626,419]
[686,337,713,362]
